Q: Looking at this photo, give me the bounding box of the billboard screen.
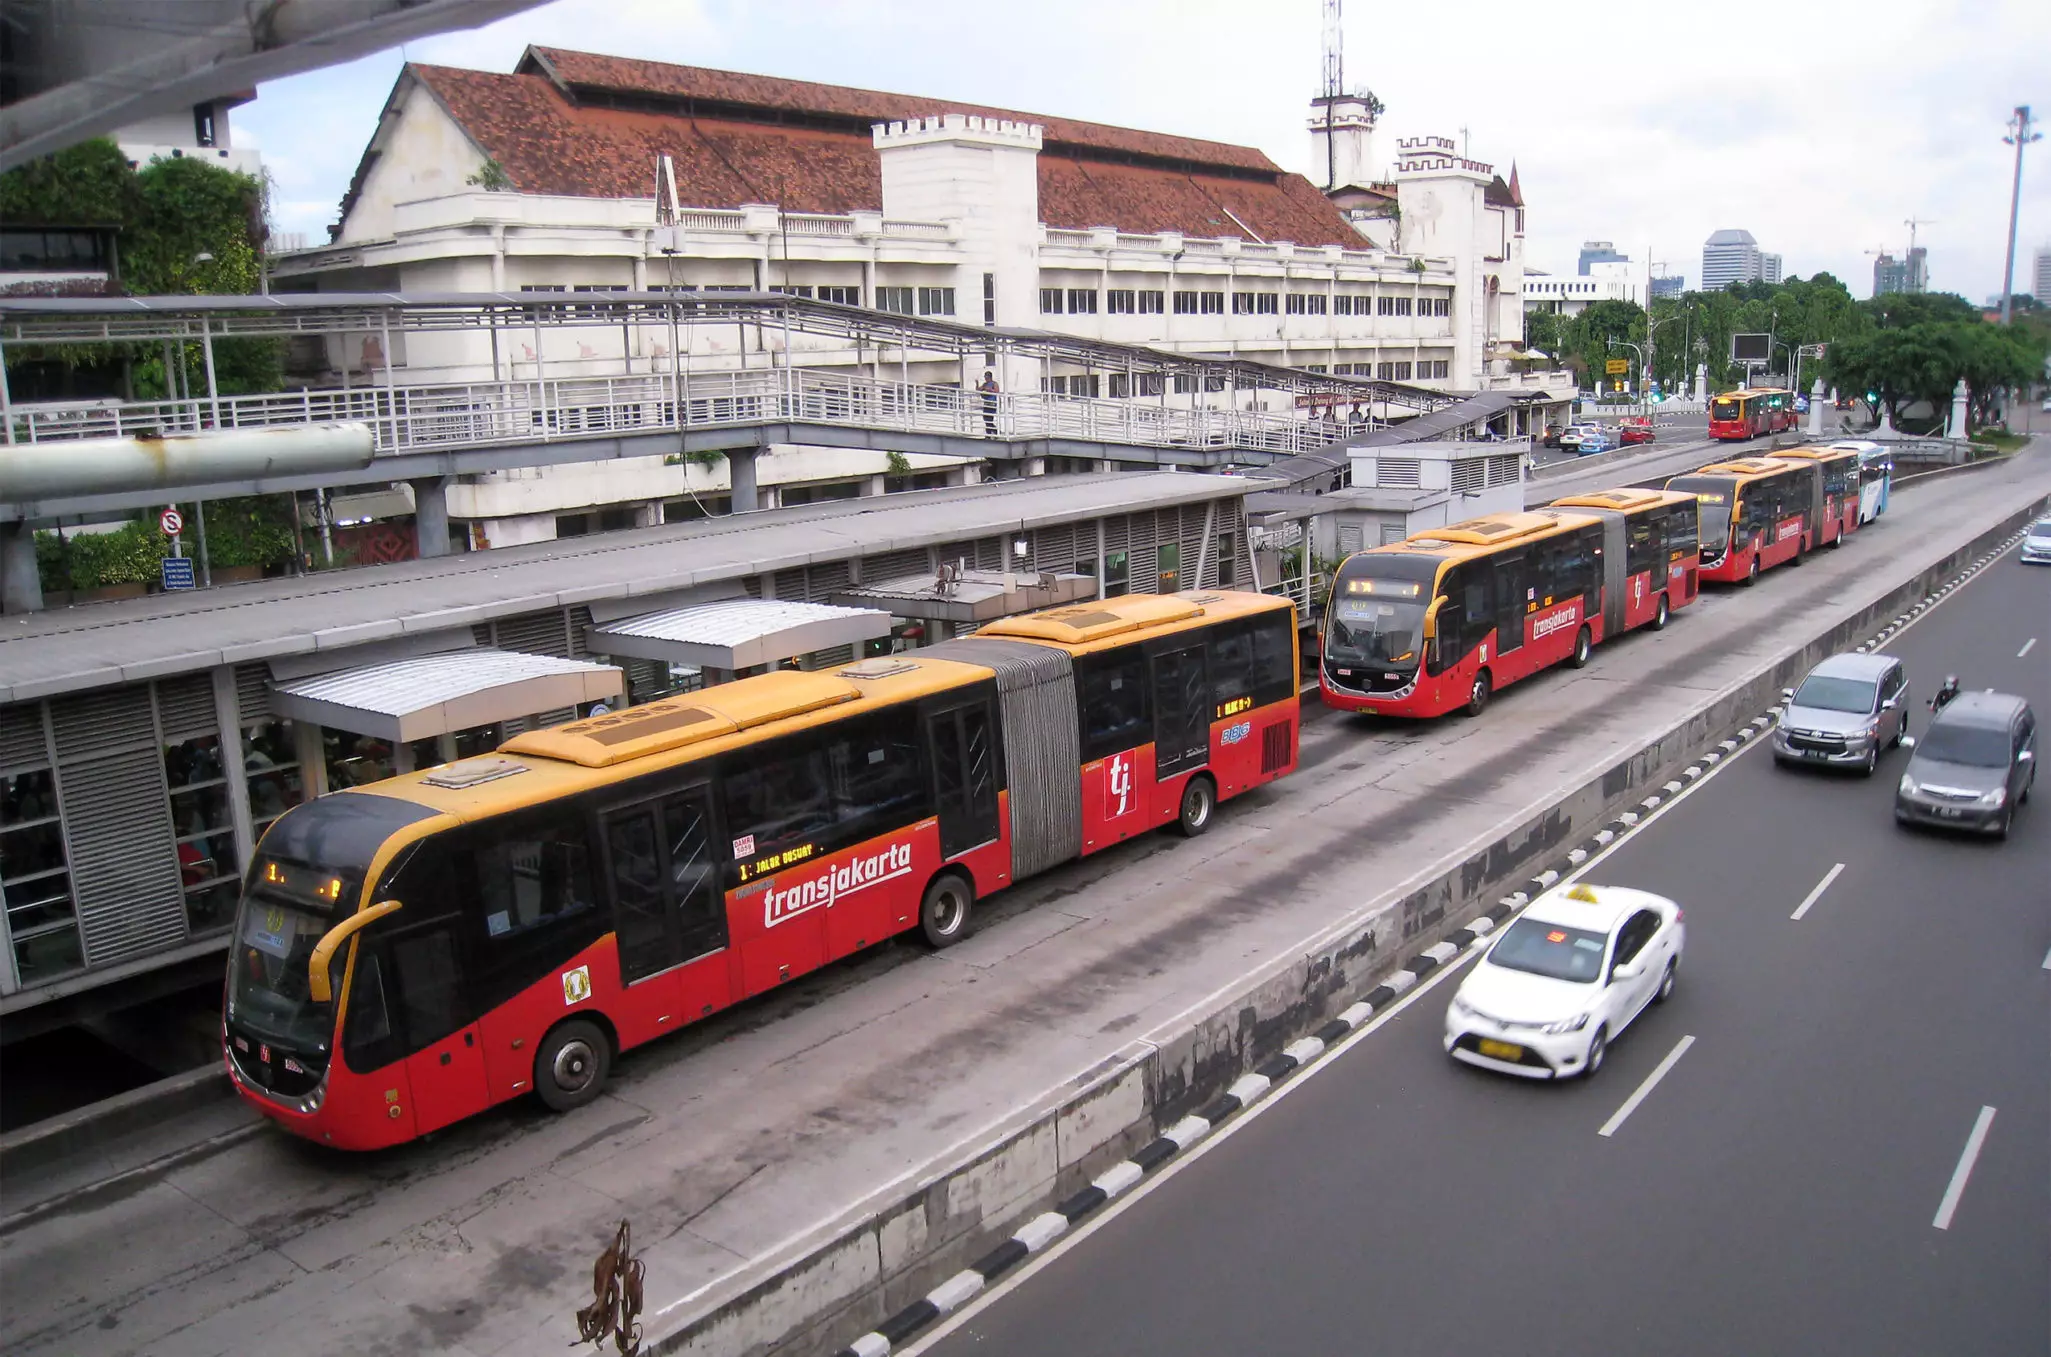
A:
[1730,333,1772,362]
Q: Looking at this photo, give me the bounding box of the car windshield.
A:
[1917,720,2013,768]
[1792,674,1877,714]
[2030,519,2051,538]
[1486,918,1609,983]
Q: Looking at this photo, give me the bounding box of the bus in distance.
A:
[1321,509,1609,719]
[1766,445,1864,547]
[1708,388,1798,441]
[1546,488,1704,633]
[224,591,1298,1150]
[1826,441,1894,521]
[1666,457,1812,584]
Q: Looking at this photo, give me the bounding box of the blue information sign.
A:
[161,556,196,590]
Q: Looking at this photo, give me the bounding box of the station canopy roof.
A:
[269,650,621,742]
[832,568,1097,623]
[588,598,892,671]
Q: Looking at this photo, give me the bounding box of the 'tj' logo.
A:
[1107,753,1135,818]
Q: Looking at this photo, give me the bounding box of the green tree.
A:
[1559,299,1645,388]
[1862,291,1978,330]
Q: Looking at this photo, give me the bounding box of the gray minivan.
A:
[1775,652,1910,776]
[1895,692,2037,838]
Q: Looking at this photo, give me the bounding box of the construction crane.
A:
[1902,216,1935,291]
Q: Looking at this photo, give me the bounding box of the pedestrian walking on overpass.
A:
[979,370,1000,438]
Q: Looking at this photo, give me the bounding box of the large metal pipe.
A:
[0,423,375,500]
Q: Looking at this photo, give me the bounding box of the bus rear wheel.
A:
[1176,774,1216,837]
[1569,626,1593,668]
[1464,671,1492,717]
[535,1018,611,1113]
[919,872,974,949]
[1650,593,1671,630]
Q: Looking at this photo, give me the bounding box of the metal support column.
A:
[730,447,759,513]
[411,477,451,558]
[201,316,222,429]
[1,520,43,614]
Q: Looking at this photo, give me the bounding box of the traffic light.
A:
[1866,389,1879,404]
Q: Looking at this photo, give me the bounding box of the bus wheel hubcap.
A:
[933,888,963,933]
[553,1041,595,1091]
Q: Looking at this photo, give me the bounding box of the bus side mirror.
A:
[307,899,404,1002]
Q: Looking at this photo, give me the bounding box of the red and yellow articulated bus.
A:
[1547,488,1704,631]
[1766,444,1863,548]
[225,591,1298,1149]
[1666,457,1814,584]
[1319,496,1699,719]
[1707,387,1798,441]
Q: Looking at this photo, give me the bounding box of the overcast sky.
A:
[240,0,2050,301]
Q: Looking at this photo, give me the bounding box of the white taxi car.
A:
[1445,883,1685,1079]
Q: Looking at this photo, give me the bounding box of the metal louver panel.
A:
[472,623,495,646]
[0,703,47,770]
[742,576,764,598]
[235,663,272,723]
[61,747,187,966]
[50,687,154,765]
[771,569,806,601]
[806,561,851,602]
[808,643,856,669]
[1102,516,1129,553]
[155,674,219,740]
[862,548,929,582]
[1033,524,1074,572]
[973,537,1001,571]
[492,609,570,657]
[917,638,1081,880]
[567,606,595,660]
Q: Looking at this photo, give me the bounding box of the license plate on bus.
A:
[1477,1039,1524,1060]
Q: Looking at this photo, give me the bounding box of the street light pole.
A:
[1999,105,2040,326]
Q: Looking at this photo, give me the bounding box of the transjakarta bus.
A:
[1766,445,1863,546]
[1546,488,1704,631]
[1827,440,1894,522]
[1707,388,1798,441]
[1666,457,1813,584]
[224,591,1298,1149]
[1321,510,1612,719]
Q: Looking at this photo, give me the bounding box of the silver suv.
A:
[1774,652,1910,776]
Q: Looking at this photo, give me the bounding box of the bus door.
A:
[375,916,489,1137]
[1150,641,1210,782]
[1490,555,1527,658]
[600,787,731,997]
[927,700,1000,860]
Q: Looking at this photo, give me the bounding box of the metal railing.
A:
[8,368,1355,461]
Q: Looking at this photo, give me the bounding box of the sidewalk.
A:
[3,446,2044,1357]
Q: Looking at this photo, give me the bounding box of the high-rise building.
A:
[1650,275,1686,299]
[1578,240,1628,275]
[1874,246,1928,296]
[1760,252,1783,285]
[1701,229,1765,290]
[2033,243,2050,303]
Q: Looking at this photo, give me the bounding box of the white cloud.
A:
[239,0,2051,299]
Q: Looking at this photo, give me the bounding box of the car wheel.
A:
[1570,626,1593,669]
[535,1018,611,1113]
[1992,809,2012,841]
[1860,746,1878,778]
[1654,960,1677,1004]
[1650,593,1671,631]
[918,872,975,948]
[1175,774,1216,838]
[1465,670,1492,717]
[1584,1026,1608,1077]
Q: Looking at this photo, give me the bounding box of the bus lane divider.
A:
[809,514,2040,1357]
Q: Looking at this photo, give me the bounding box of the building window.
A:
[1041,287,1064,315]
[1173,372,1198,393]
[1156,542,1180,593]
[1305,293,1329,315]
[917,286,956,316]
[877,286,915,314]
[770,284,814,298]
[1071,373,1101,398]
[1108,373,1130,398]
[1204,373,1227,392]
[1107,289,1137,314]
[1393,361,1412,380]
[571,283,627,317]
[165,733,239,934]
[1200,291,1225,314]
[1104,549,1130,597]
[1398,297,1414,316]
[193,102,217,148]
[816,285,860,306]
[1066,288,1097,314]
[1336,294,1358,316]
[1286,293,1307,315]
[242,719,304,839]
[1306,363,1328,374]
[1215,533,1235,587]
[1136,372,1164,396]
[1138,290,1165,314]
[1173,290,1200,315]
[1377,361,1394,380]
[983,271,995,326]
[1429,360,1450,379]
[2,763,83,985]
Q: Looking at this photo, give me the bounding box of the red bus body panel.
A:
[1699,511,1806,583]
[1321,594,1594,718]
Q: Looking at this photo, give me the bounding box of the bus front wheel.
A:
[1175,774,1216,838]
[535,1018,611,1113]
[1464,671,1492,717]
[919,872,974,949]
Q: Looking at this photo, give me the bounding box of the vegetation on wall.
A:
[34,495,300,592]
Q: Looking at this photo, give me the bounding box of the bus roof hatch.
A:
[504,672,860,768]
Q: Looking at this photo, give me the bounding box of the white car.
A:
[1444,884,1685,1079]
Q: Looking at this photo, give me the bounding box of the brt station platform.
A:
[0,472,1256,1036]
[2,434,2040,1357]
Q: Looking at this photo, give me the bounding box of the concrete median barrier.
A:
[645,488,2048,1357]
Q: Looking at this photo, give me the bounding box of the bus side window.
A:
[831,707,929,834]
[724,734,836,860]
[343,947,392,1066]
[1250,612,1296,702]
[1208,623,1252,709]
[476,822,595,938]
[388,923,471,1058]
[1077,647,1151,762]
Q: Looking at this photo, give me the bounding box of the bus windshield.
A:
[1669,477,1733,551]
[1710,398,1741,421]
[1326,557,1440,667]
[229,891,352,1052]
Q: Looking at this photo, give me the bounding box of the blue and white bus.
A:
[1829,441,1893,522]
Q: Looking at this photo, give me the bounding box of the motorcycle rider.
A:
[1927,674,1961,714]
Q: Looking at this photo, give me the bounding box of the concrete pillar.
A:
[1,520,43,614]
[1945,378,1969,439]
[1694,363,1707,403]
[1023,457,1047,477]
[862,475,887,497]
[730,448,759,512]
[1807,378,1826,436]
[411,477,452,558]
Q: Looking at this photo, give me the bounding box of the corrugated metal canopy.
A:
[832,569,1097,623]
[270,650,621,742]
[589,598,892,671]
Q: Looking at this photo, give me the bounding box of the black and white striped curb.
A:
[831,527,2028,1357]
